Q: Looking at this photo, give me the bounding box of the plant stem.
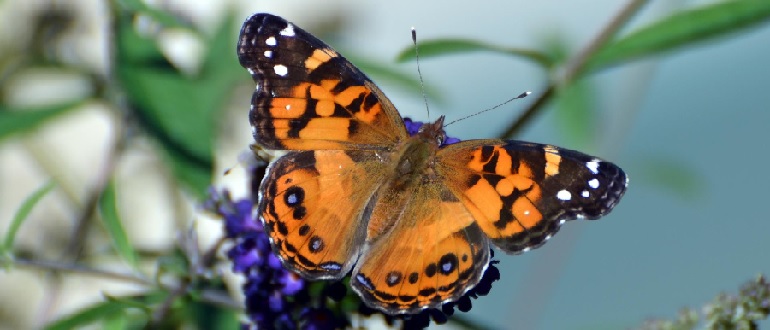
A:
[11,256,242,310]
[501,0,650,138]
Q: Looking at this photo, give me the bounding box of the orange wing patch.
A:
[452,145,546,240]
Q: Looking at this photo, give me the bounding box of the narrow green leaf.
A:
[201,12,243,80]
[588,0,770,73]
[45,299,141,330]
[553,79,598,148]
[46,291,167,330]
[120,68,214,162]
[637,156,704,200]
[98,181,139,267]
[0,101,82,141]
[2,181,56,251]
[538,34,598,146]
[395,38,555,68]
[101,313,129,330]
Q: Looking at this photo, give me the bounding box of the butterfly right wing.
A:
[238,13,408,151]
[438,140,628,254]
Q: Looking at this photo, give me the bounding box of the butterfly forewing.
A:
[438,139,627,253]
[238,14,407,151]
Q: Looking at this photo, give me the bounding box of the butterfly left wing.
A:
[351,181,490,314]
[437,140,628,253]
[237,14,408,151]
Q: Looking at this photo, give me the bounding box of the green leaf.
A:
[2,181,56,252]
[200,12,244,81]
[119,67,215,161]
[553,79,598,148]
[395,38,555,69]
[540,34,598,146]
[588,0,770,73]
[115,0,194,30]
[98,181,139,267]
[0,101,82,141]
[637,156,705,200]
[45,299,143,330]
[115,13,249,196]
[45,292,167,330]
[101,313,129,330]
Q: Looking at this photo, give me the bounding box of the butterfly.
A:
[237,13,628,314]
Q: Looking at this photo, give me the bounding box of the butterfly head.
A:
[414,115,448,147]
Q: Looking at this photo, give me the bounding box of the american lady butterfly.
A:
[237,13,628,314]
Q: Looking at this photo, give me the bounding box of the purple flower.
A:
[403,117,460,146]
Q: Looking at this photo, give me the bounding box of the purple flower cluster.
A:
[206,189,305,329]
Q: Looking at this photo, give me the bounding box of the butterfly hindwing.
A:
[259,150,386,279]
[438,140,627,253]
[238,14,407,151]
[352,182,489,314]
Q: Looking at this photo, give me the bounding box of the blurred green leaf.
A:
[46,292,168,330]
[637,156,705,200]
[98,181,139,267]
[102,313,129,330]
[587,0,770,73]
[540,34,598,146]
[120,68,215,160]
[0,101,83,141]
[184,300,240,330]
[1,181,55,252]
[116,0,194,30]
[553,79,598,147]
[201,12,244,80]
[45,299,144,330]
[395,38,555,69]
[115,13,228,196]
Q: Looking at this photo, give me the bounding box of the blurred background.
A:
[1,0,769,329]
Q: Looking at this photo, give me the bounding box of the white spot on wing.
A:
[581,190,590,198]
[586,161,600,174]
[280,24,296,37]
[588,178,600,189]
[247,68,255,75]
[264,50,272,58]
[265,36,276,46]
[285,104,291,110]
[559,219,566,225]
[556,190,571,201]
[274,64,288,76]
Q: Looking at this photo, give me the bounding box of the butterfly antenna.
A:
[412,27,431,121]
[444,91,531,127]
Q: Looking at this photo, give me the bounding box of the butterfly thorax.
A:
[391,116,447,189]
